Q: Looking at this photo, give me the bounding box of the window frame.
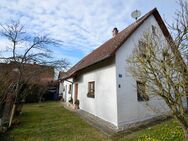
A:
[87,81,95,98]
[137,81,149,102]
[152,25,157,36]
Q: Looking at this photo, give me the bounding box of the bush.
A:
[25,84,46,103]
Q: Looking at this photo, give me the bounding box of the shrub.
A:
[25,84,46,103]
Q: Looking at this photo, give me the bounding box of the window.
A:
[152,25,156,36]
[119,74,122,78]
[68,84,72,94]
[87,81,95,98]
[137,81,149,101]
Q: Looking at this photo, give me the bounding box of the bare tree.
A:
[128,1,188,139]
[0,20,69,127]
[167,0,188,97]
[169,0,188,55]
[128,0,188,138]
[128,32,188,139]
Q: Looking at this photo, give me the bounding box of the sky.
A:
[0,0,182,66]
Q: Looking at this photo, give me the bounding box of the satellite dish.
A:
[131,10,141,20]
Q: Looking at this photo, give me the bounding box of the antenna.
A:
[131,10,141,20]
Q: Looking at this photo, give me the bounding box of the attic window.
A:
[152,25,156,36]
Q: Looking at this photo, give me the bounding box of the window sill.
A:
[137,97,149,102]
[87,93,95,98]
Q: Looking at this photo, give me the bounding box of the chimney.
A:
[112,27,118,37]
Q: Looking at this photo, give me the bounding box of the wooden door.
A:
[75,83,78,100]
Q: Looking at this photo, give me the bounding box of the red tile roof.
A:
[63,8,171,79]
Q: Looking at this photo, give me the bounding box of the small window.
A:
[87,81,95,98]
[152,25,156,36]
[119,74,122,78]
[68,84,72,94]
[137,81,149,101]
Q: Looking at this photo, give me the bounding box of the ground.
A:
[0,102,185,141]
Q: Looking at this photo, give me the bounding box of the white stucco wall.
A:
[115,15,170,128]
[77,62,118,126]
[62,78,73,102]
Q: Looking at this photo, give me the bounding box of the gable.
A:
[63,8,172,80]
[116,14,169,59]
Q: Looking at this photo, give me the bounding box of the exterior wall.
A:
[59,82,64,97]
[76,60,118,126]
[115,15,170,128]
[62,78,73,102]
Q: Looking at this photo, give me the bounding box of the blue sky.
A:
[0,0,181,66]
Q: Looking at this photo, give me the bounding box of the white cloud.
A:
[0,0,137,64]
[0,38,10,51]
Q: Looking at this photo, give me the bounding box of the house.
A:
[58,71,67,100]
[0,61,54,86]
[59,8,183,131]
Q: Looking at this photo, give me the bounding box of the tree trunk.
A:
[2,93,15,124]
[175,114,188,140]
[183,127,188,141]
[8,104,16,127]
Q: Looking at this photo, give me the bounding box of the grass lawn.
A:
[0,102,185,141]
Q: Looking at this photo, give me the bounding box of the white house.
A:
[59,8,182,131]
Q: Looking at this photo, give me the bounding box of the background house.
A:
[0,61,54,86]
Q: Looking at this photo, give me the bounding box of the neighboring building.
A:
[0,61,54,86]
[59,8,186,131]
[58,71,67,100]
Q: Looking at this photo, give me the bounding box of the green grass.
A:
[0,102,185,141]
[113,120,184,141]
